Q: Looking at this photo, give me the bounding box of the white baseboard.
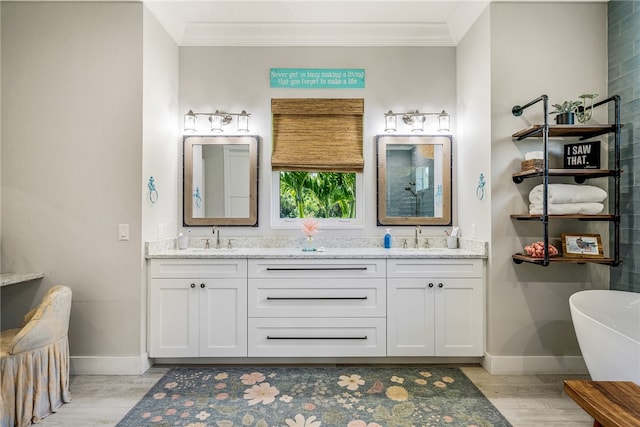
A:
[70,353,152,375]
[151,356,483,366]
[68,353,587,376]
[482,352,589,375]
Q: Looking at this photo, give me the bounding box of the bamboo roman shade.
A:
[271,98,364,172]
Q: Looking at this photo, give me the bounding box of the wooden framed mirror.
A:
[183,135,259,226]
[376,135,452,226]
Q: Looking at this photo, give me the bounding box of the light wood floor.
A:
[38,365,595,427]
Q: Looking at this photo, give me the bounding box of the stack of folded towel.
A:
[529,183,607,215]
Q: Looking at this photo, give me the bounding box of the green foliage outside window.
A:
[279,172,356,219]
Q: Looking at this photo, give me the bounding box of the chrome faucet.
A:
[212,226,221,249]
[414,225,422,248]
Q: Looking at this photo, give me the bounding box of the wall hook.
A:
[477,173,486,200]
[148,176,159,204]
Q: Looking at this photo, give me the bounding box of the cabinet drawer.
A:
[248,259,386,278]
[248,278,386,317]
[387,259,483,278]
[248,318,386,357]
[150,259,247,278]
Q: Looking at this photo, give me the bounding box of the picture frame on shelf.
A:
[561,233,603,258]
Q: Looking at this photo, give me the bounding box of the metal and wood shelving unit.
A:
[510,95,621,266]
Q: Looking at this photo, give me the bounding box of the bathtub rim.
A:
[569,289,640,344]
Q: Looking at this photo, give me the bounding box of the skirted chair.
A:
[1,285,72,427]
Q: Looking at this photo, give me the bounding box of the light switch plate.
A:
[118,224,130,241]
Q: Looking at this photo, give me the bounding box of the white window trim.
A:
[270,171,365,230]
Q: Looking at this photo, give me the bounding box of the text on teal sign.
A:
[270,68,365,88]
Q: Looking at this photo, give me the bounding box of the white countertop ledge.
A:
[146,247,486,259]
[1,272,45,287]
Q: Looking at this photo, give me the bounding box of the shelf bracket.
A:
[512,95,548,117]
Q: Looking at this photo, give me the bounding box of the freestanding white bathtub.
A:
[569,290,640,385]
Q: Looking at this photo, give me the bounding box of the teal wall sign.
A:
[270,68,365,89]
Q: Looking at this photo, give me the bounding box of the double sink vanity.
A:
[146,242,487,361]
[148,131,484,361]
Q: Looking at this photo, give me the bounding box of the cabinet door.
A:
[199,278,247,357]
[149,279,199,357]
[387,278,435,356]
[434,278,484,357]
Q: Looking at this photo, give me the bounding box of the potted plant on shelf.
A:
[575,93,599,123]
[551,100,582,124]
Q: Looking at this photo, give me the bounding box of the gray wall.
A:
[455,5,492,244]
[609,0,640,293]
[487,2,609,370]
[141,6,180,358]
[142,7,180,245]
[1,2,145,370]
[179,46,457,239]
[0,1,623,374]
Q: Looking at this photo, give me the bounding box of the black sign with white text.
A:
[563,141,600,169]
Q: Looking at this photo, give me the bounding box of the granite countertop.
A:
[1,272,45,287]
[146,246,487,260]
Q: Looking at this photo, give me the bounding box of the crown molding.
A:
[144,0,605,47]
[180,22,455,47]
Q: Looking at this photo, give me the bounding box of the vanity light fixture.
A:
[183,109,251,133]
[384,110,450,133]
[237,110,250,132]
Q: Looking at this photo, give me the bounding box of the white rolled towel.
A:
[529,202,604,215]
[529,184,607,205]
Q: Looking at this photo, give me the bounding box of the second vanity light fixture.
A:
[184,109,251,133]
[384,109,450,133]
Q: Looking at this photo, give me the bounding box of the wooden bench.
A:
[564,380,640,427]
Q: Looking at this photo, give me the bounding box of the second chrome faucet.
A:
[212,226,221,249]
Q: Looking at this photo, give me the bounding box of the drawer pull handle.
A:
[266,336,367,340]
[266,297,368,300]
[265,267,368,271]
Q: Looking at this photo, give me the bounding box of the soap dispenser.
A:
[384,229,392,249]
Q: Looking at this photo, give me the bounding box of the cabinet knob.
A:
[190,283,196,288]
[428,282,434,288]
[200,283,206,288]
[438,283,444,288]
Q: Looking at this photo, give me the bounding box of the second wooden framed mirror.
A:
[376,134,452,226]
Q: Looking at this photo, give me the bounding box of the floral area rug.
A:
[116,366,511,427]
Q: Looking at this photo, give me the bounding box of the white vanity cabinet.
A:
[148,259,247,358]
[387,259,484,357]
[247,258,387,357]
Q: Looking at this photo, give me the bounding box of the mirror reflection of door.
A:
[223,145,250,217]
[192,144,250,218]
[183,135,258,226]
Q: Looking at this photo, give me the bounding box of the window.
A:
[271,98,364,229]
[272,171,364,228]
[279,172,356,218]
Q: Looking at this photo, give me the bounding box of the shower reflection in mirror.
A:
[377,135,452,226]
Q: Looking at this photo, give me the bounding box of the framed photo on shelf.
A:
[561,233,603,258]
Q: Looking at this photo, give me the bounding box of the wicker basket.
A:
[521,159,544,171]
